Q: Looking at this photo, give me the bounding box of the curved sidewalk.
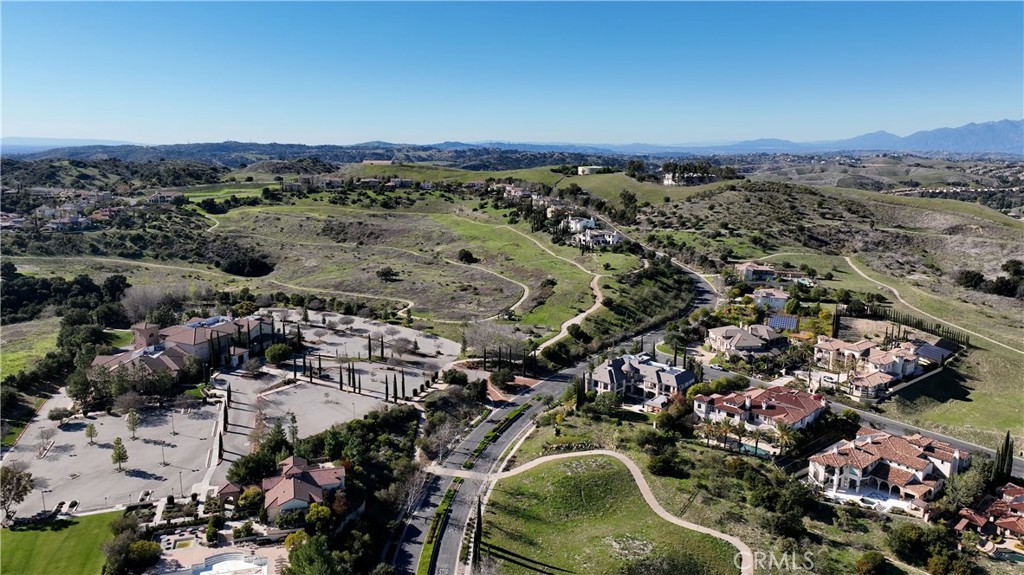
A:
[485,449,754,575]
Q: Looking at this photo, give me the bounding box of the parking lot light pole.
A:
[178,471,183,497]
[170,414,177,436]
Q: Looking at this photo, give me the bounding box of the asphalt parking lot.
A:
[6,390,218,517]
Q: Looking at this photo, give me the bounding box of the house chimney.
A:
[744,395,752,410]
[761,400,769,410]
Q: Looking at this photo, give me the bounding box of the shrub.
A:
[855,551,887,575]
[125,540,162,570]
[265,343,292,365]
[48,407,73,421]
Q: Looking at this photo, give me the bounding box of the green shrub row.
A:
[417,477,464,575]
[462,401,533,469]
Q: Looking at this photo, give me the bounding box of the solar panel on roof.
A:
[767,315,799,331]
[916,344,953,363]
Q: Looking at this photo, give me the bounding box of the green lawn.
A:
[104,329,134,349]
[485,455,738,575]
[0,316,61,378]
[1,511,120,575]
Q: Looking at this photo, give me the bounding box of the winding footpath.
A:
[479,449,754,575]
[843,256,1024,356]
[450,212,608,349]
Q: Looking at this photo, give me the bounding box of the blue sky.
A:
[2,2,1021,145]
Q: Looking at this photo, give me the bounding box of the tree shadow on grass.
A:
[886,368,974,408]
[483,542,575,574]
[8,517,80,532]
[612,409,651,424]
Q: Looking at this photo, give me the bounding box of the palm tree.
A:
[774,423,797,455]
[697,418,713,447]
[734,422,748,453]
[719,420,736,450]
[749,429,766,457]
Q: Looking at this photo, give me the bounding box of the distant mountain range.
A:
[0,137,141,155]
[464,120,1023,155]
[3,120,1020,165]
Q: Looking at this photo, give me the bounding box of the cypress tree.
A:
[473,496,483,566]
[380,334,385,361]
[385,378,389,402]
[393,375,398,403]
[482,347,487,371]
[574,377,585,411]
[401,371,406,398]
[1005,435,1016,480]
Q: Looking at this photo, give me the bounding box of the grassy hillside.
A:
[484,456,738,575]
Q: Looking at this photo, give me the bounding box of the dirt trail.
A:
[478,449,755,575]
[843,256,1024,355]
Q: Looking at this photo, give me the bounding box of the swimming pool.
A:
[994,550,1024,564]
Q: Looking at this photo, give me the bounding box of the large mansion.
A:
[809,428,971,504]
[590,352,696,403]
[693,386,828,433]
[92,316,274,381]
[813,336,923,399]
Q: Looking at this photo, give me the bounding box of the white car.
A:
[822,375,838,384]
[709,363,724,371]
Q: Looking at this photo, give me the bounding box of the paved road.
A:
[393,258,720,575]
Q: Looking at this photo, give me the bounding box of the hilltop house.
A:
[577,166,605,175]
[813,336,921,399]
[571,228,623,248]
[589,352,695,403]
[706,324,785,360]
[262,456,345,521]
[752,288,790,311]
[563,216,596,233]
[809,427,971,504]
[954,482,1024,541]
[734,262,776,283]
[693,386,828,434]
[91,315,273,381]
[147,191,184,204]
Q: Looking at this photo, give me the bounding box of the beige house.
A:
[809,428,971,503]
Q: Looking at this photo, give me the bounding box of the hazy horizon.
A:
[2,116,1021,149]
[3,2,1021,145]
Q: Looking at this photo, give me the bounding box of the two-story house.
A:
[752,288,790,311]
[706,324,784,360]
[693,386,828,435]
[590,353,695,401]
[809,428,971,503]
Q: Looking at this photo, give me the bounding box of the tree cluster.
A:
[953,259,1024,299]
[0,263,130,324]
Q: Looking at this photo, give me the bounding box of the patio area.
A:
[821,486,915,514]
